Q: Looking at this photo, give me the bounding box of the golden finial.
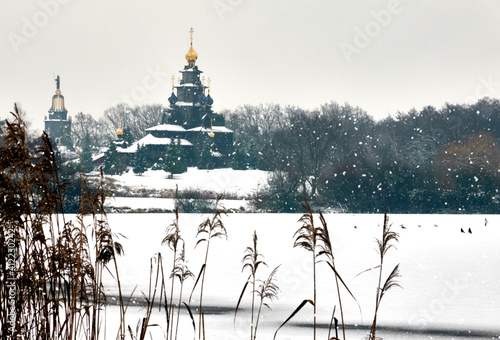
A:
[116,113,123,136]
[171,75,175,92]
[177,77,181,84]
[207,77,211,94]
[202,76,205,93]
[209,118,215,138]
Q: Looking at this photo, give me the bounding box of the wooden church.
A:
[115,28,234,168]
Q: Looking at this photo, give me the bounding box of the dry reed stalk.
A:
[234,230,270,340]
[253,265,280,340]
[363,212,401,340]
[0,105,124,340]
[192,195,227,340]
[293,199,322,340]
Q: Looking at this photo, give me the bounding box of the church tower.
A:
[167,27,218,128]
[127,28,233,168]
[44,75,72,147]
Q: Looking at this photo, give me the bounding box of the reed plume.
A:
[293,198,322,340]
[365,212,401,340]
[192,195,227,340]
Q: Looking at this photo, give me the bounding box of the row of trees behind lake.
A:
[226,98,500,213]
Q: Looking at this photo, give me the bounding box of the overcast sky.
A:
[2,0,500,133]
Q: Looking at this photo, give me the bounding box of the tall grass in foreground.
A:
[292,199,323,340]
[365,212,401,340]
[253,265,280,339]
[162,207,183,340]
[171,243,194,340]
[160,207,195,340]
[236,230,267,340]
[275,199,359,340]
[235,230,280,340]
[190,196,227,340]
[317,211,360,340]
[0,106,124,340]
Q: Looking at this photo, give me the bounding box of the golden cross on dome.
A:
[201,76,205,93]
[207,77,211,93]
[171,75,175,91]
[189,27,194,45]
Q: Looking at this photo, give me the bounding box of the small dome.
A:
[185,45,198,63]
[168,92,178,105]
[207,94,213,106]
[198,93,207,106]
[116,127,123,136]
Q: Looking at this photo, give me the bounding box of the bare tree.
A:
[99,103,167,142]
[71,112,108,149]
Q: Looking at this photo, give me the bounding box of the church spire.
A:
[45,75,72,147]
[49,75,66,112]
[116,113,123,137]
[185,27,198,68]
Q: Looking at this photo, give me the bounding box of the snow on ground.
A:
[104,197,252,211]
[109,167,269,197]
[88,213,500,340]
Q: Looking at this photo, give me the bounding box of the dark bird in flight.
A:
[468,228,472,234]
[485,218,488,226]
[400,224,406,229]
[461,228,465,233]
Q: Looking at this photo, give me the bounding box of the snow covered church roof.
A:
[145,124,186,132]
[188,126,233,134]
[121,134,193,153]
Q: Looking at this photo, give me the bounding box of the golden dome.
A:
[185,45,198,64]
[50,93,66,112]
[185,27,198,67]
[116,127,123,136]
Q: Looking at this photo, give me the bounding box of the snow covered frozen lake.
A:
[94,213,500,339]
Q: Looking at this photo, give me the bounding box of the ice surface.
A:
[87,213,500,339]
